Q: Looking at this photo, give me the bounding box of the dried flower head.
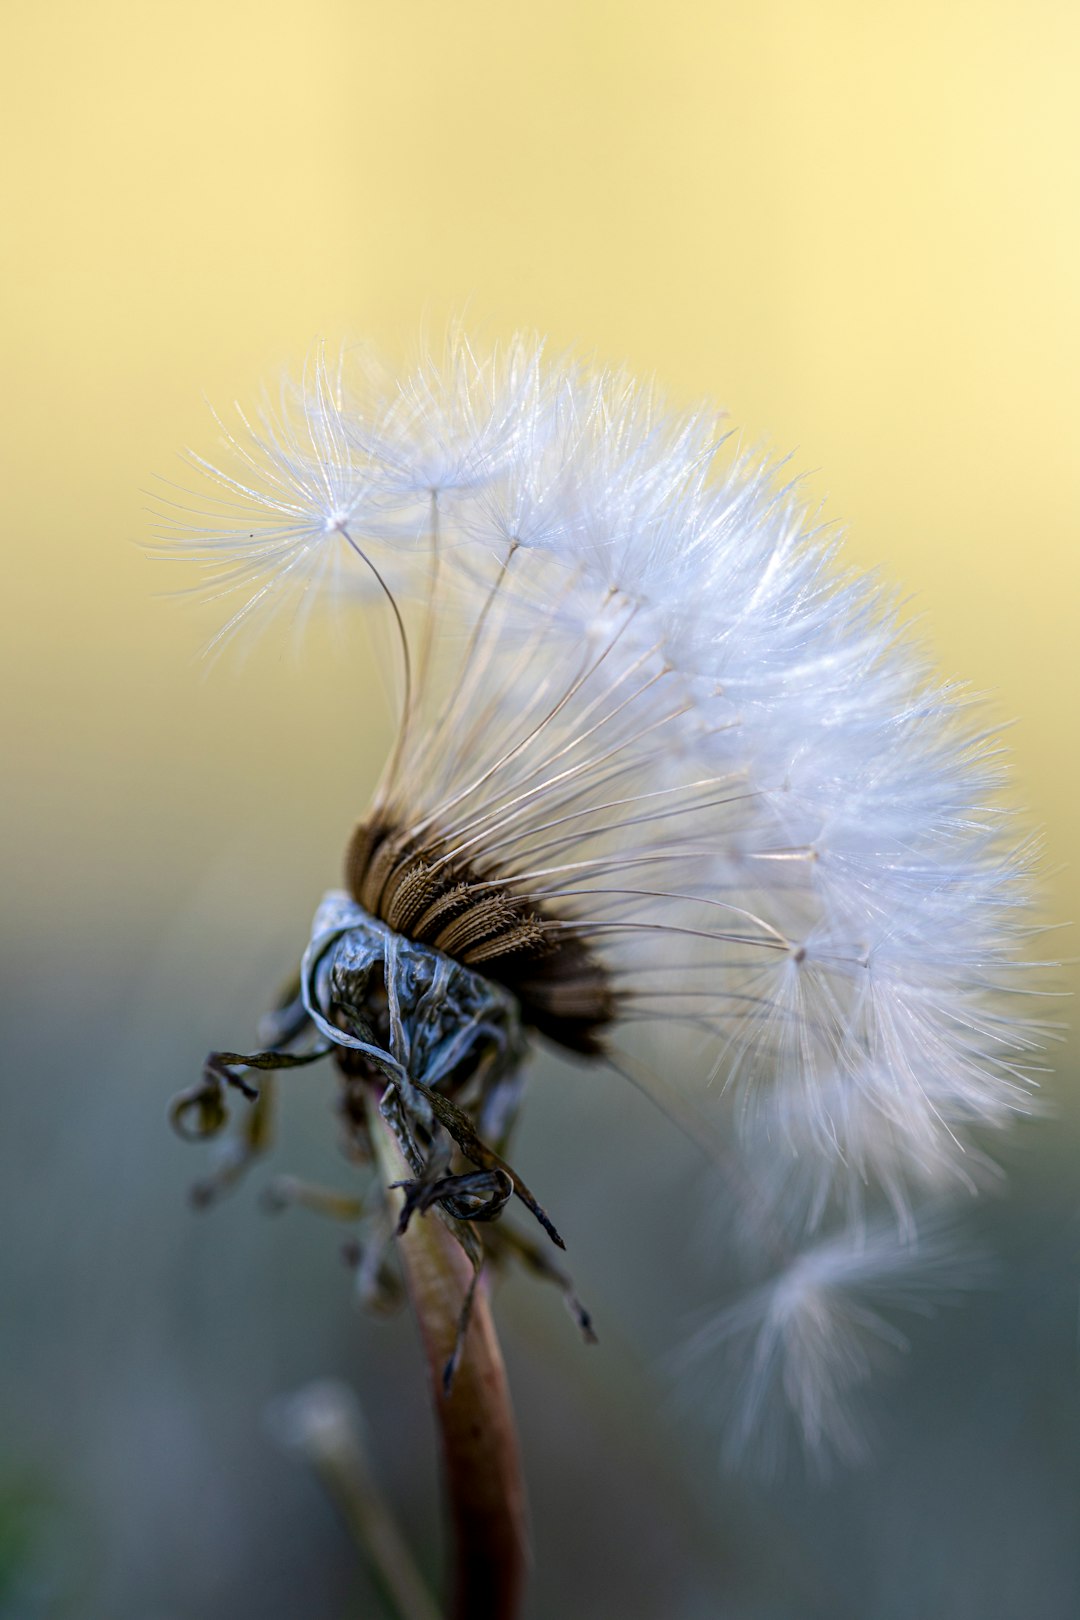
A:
[157,332,1048,1467]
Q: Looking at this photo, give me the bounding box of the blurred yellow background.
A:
[4,0,1078,1015]
[3,7,1080,1614]
[4,0,1077,940]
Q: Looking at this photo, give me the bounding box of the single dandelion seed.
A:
[671,1213,991,1479]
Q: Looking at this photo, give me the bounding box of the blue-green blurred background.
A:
[4,3,1079,1615]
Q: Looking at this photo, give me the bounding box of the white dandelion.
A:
[159,331,1048,1467]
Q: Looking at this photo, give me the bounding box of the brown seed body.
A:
[345,818,615,1056]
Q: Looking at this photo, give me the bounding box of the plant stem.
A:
[268,1378,441,1620]
[368,1097,530,1620]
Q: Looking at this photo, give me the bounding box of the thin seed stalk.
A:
[367,1095,530,1620]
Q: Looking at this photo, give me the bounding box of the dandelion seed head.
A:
[158,329,1050,1469]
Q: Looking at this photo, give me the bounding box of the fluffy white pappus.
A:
[673,1215,989,1475]
[155,331,1050,1463]
[338,328,561,510]
[148,352,407,650]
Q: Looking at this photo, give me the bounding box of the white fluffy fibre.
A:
[153,333,1051,1469]
[672,1214,990,1475]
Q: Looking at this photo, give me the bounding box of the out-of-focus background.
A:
[3,3,1079,1616]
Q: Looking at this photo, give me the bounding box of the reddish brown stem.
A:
[368,1100,530,1620]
